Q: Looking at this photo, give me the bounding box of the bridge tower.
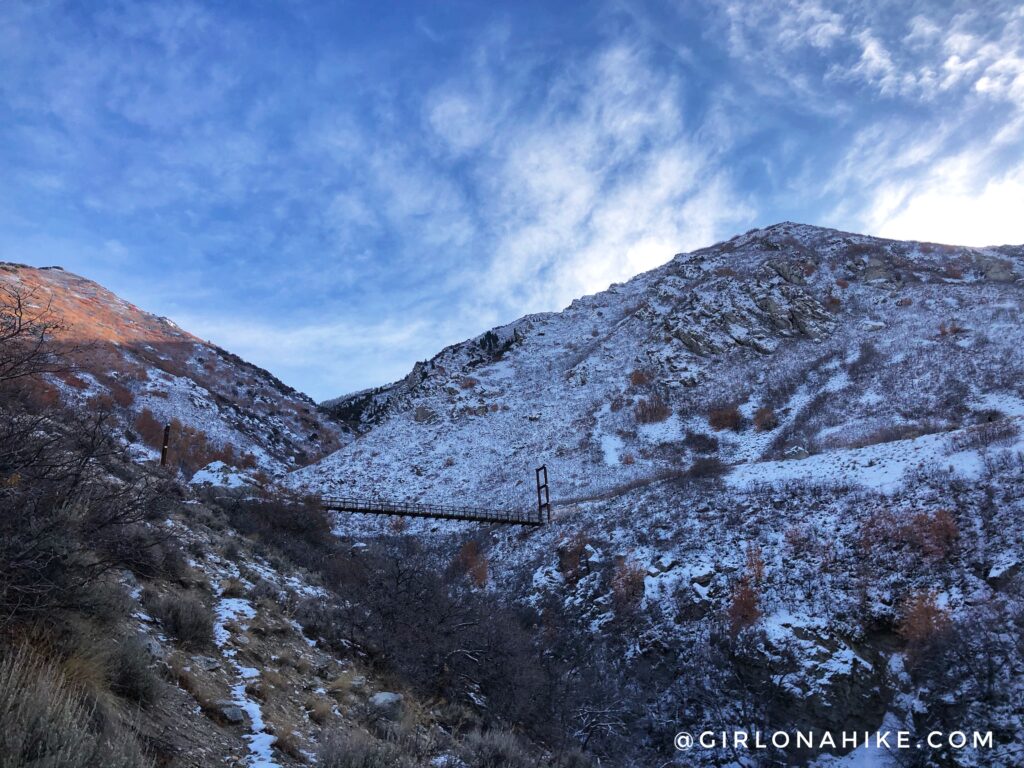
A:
[535,465,551,523]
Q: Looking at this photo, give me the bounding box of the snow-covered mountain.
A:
[0,262,345,473]
[294,222,1024,766]
[300,222,1024,509]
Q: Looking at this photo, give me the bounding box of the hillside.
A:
[302,222,1024,508]
[295,222,1024,766]
[0,262,345,475]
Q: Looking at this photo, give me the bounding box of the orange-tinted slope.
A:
[0,262,344,472]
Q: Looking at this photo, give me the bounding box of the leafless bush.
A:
[753,407,778,432]
[687,456,727,479]
[683,430,718,454]
[145,590,214,649]
[898,593,951,667]
[634,394,670,424]
[458,729,533,768]
[610,560,646,619]
[317,728,414,768]
[628,370,650,387]
[949,420,1020,452]
[709,404,741,432]
[726,578,761,638]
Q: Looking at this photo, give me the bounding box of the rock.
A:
[138,633,165,660]
[987,558,1021,590]
[368,691,404,721]
[215,701,246,725]
[690,569,714,587]
[194,655,220,671]
[413,405,437,423]
[349,674,367,690]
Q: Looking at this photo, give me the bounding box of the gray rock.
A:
[349,674,367,690]
[215,701,246,724]
[138,633,165,660]
[368,691,404,721]
[194,655,221,671]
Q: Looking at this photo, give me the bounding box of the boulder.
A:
[214,701,246,725]
[368,691,404,721]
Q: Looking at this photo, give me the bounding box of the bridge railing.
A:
[321,496,542,526]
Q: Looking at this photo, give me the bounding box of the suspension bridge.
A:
[320,466,552,527]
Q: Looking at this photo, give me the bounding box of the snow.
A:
[190,460,251,488]
[214,598,256,648]
[600,433,624,466]
[728,420,1024,493]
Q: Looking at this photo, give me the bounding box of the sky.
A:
[1,1,1023,400]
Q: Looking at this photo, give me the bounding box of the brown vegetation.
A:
[709,404,741,432]
[726,578,761,638]
[898,592,951,665]
[634,395,670,424]
[628,370,650,387]
[455,540,489,587]
[753,407,778,432]
[610,559,646,618]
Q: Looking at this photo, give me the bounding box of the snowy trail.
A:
[214,596,281,768]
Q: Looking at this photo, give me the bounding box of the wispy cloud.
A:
[1,0,1022,398]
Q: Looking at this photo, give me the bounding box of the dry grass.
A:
[168,654,221,714]
[305,695,335,725]
[220,578,247,598]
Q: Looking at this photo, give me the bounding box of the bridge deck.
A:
[321,496,544,526]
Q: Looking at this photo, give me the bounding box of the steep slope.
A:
[300,222,1024,509]
[0,263,345,474]
[295,222,1024,766]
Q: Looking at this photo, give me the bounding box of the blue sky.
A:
[2,1,1023,400]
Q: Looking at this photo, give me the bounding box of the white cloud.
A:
[870,161,1024,247]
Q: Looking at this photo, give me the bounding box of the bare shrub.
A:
[726,578,761,638]
[459,376,479,389]
[558,533,591,587]
[134,408,165,449]
[683,430,718,454]
[744,544,765,586]
[458,730,533,768]
[634,395,670,424]
[857,508,958,561]
[938,320,966,337]
[899,593,951,666]
[145,590,214,649]
[610,559,646,618]
[709,404,741,432]
[317,728,413,768]
[753,407,778,432]
[687,456,727,479]
[621,453,635,466]
[949,420,1019,451]
[909,509,959,560]
[454,540,488,587]
[628,370,650,387]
